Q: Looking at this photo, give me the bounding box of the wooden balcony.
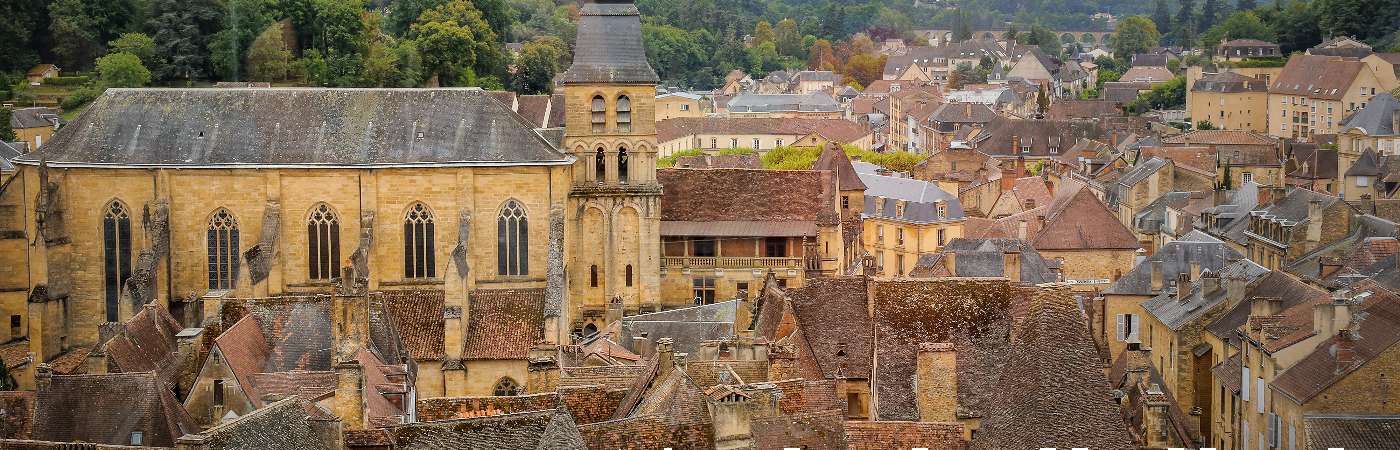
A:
[662,256,804,269]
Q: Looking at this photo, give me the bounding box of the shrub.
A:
[41,76,91,86]
[59,86,102,110]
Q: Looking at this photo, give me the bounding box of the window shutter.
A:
[1131,314,1139,336]
[1268,413,1278,448]
[1243,367,1251,402]
[1243,421,1250,450]
[1117,314,1126,342]
[1257,378,1266,413]
[1290,424,1296,450]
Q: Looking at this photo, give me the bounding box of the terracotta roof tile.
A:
[105,303,185,382]
[517,94,552,128]
[46,346,92,375]
[462,289,545,360]
[0,340,30,370]
[1271,281,1400,403]
[845,420,968,450]
[1269,55,1367,100]
[0,391,35,440]
[214,315,273,403]
[182,396,336,450]
[247,371,336,401]
[750,410,848,450]
[34,373,199,447]
[375,291,446,361]
[658,168,838,225]
[1033,188,1140,250]
[812,142,868,191]
[785,277,874,380]
[1304,414,1400,449]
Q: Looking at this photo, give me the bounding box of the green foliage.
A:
[1219,58,1286,68]
[656,148,706,168]
[753,21,774,46]
[412,0,501,87]
[1123,76,1187,114]
[718,147,756,155]
[41,76,91,86]
[949,61,987,90]
[642,24,708,86]
[108,33,157,69]
[209,0,277,81]
[1200,11,1275,49]
[0,354,15,391]
[1175,0,1198,46]
[1111,16,1161,59]
[59,86,103,110]
[1018,26,1061,56]
[246,24,295,82]
[1218,158,1233,190]
[1197,119,1216,130]
[1152,0,1172,35]
[48,0,145,71]
[1036,84,1049,115]
[0,0,45,73]
[147,0,225,82]
[759,145,922,173]
[774,20,802,57]
[512,38,560,94]
[96,53,152,88]
[0,109,15,142]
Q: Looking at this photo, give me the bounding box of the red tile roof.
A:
[375,290,446,361]
[105,302,185,382]
[461,289,546,360]
[1271,281,1400,403]
[1034,188,1140,250]
[812,142,868,191]
[214,314,273,404]
[657,168,838,225]
[1162,129,1279,146]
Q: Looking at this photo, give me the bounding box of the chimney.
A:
[1190,261,1201,281]
[1018,220,1028,239]
[1251,296,1284,316]
[1003,251,1022,282]
[1226,276,1246,306]
[34,363,51,391]
[526,343,560,395]
[1272,186,1287,205]
[1307,198,1323,242]
[1336,329,1355,371]
[1176,273,1191,302]
[965,102,972,117]
[709,389,753,450]
[916,343,958,422]
[767,343,799,380]
[334,360,367,429]
[1361,194,1376,215]
[1016,156,1027,178]
[1150,260,1164,292]
[945,251,957,276]
[1203,272,1220,294]
[1126,333,1142,351]
[1213,187,1227,206]
[657,338,676,375]
[606,297,624,326]
[1144,385,1173,449]
[1037,215,1046,230]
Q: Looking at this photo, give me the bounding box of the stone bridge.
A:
[913,29,1115,46]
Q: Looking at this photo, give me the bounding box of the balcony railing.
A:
[662,256,804,269]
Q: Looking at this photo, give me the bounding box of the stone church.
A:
[0,0,662,397]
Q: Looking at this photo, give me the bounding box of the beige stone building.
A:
[1189,72,1270,132]
[655,93,704,121]
[1267,55,1395,139]
[854,162,966,277]
[8,107,65,150]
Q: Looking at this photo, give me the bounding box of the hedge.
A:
[42,76,90,86]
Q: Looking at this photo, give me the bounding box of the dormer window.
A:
[616,96,632,132]
[591,96,606,133]
[896,202,905,219]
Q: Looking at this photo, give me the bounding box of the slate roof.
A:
[1303,414,1400,450]
[246,371,336,402]
[177,396,336,450]
[623,299,738,323]
[916,238,1058,283]
[784,277,874,379]
[1269,55,1368,100]
[1339,92,1400,136]
[969,116,1075,158]
[727,92,842,113]
[1034,187,1139,250]
[971,284,1133,450]
[562,1,657,84]
[1191,71,1269,93]
[462,289,545,360]
[927,102,998,131]
[1140,259,1270,330]
[34,372,200,448]
[391,409,587,450]
[621,321,733,358]
[1102,230,1245,296]
[658,168,839,225]
[656,117,871,144]
[1132,54,1169,67]
[1344,149,1382,177]
[812,142,868,191]
[1115,157,1169,189]
[1133,190,1198,233]
[14,88,569,168]
[1283,215,1397,282]
[859,172,965,224]
[7,107,65,130]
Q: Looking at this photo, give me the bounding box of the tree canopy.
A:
[1111,16,1161,60]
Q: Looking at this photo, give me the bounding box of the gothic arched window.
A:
[591,96,606,133]
[595,148,607,182]
[497,201,528,276]
[493,377,519,396]
[207,209,239,290]
[307,204,341,280]
[626,264,633,287]
[103,201,133,322]
[617,147,629,183]
[404,203,435,278]
[616,95,632,132]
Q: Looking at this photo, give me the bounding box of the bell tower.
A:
[562,0,661,333]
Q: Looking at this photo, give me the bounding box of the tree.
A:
[312,0,373,56]
[643,23,706,82]
[412,0,501,87]
[513,39,560,94]
[1202,0,1230,30]
[0,354,15,391]
[246,23,294,82]
[209,0,277,81]
[1201,11,1277,48]
[1237,0,1258,11]
[1152,0,1173,36]
[146,0,225,82]
[1176,0,1198,47]
[108,33,157,69]
[0,109,16,142]
[1004,24,1019,43]
[774,19,802,57]
[822,6,846,40]
[49,18,99,71]
[385,0,450,36]
[1036,84,1050,116]
[1197,119,1216,130]
[1023,26,1060,56]
[1111,16,1161,59]
[0,0,45,73]
[807,39,837,72]
[96,53,152,88]
[752,21,774,46]
[1317,0,1384,41]
[948,61,985,89]
[843,53,887,87]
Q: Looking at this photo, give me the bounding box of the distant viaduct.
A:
[913,29,1116,46]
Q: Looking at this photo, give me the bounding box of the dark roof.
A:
[969,116,1076,158]
[785,277,874,379]
[1140,259,1270,330]
[1191,72,1269,93]
[624,299,738,323]
[1203,271,1328,347]
[812,142,868,191]
[561,2,657,84]
[1303,414,1400,450]
[1339,92,1400,136]
[1271,283,1400,404]
[918,238,1058,284]
[1132,54,1169,67]
[177,396,336,450]
[1345,148,1382,177]
[462,289,545,360]
[1045,99,1120,120]
[1034,188,1140,250]
[1269,55,1368,100]
[250,299,334,373]
[858,172,965,225]
[971,284,1133,450]
[34,372,200,447]
[1287,144,1338,180]
[7,107,65,129]
[15,88,569,168]
[392,409,587,450]
[928,102,998,131]
[516,94,552,128]
[547,93,566,128]
[0,392,35,440]
[1103,231,1245,296]
[104,302,187,384]
[751,410,848,450]
[658,168,838,225]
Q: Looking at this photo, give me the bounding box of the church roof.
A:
[15,88,571,168]
[561,1,659,84]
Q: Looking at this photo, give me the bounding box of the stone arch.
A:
[206,207,241,290]
[496,199,530,276]
[982,32,996,40]
[1061,33,1076,44]
[613,204,640,298]
[1081,33,1097,45]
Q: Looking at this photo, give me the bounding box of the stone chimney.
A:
[1226,275,1246,307]
[606,297,624,326]
[34,363,51,391]
[526,343,560,395]
[965,102,972,117]
[334,360,367,429]
[709,389,753,450]
[1143,384,1173,449]
[767,343,798,381]
[1150,260,1164,292]
[657,338,676,375]
[1272,186,1287,205]
[1190,261,1201,281]
[945,251,957,276]
[1203,271,1220,294]
[1018,220,1028,239]
[1307,198,1324,242]
[1251,296,1285,316]
[1126,333,1142,351]
[916,343,958,422]
[1312,291,1352,336]
[1335,329,1355,371]
[1176,273,1191,302]
[1003,251,1022,282]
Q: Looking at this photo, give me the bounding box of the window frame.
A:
[104,200,134,322]
[208,208,240,290]
[497,200,530,276]
[307,204,342,281]
[403,203,436,279]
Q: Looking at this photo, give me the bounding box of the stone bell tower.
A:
[562,0,662,333]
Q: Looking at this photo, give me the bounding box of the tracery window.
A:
[404,203,435,278]
[104,201,133,322]
[308,204,341,280]
[207,209,239,290]
[497,201,529,276]
[493,377,519,396]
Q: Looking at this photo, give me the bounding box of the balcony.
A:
[662,256,804,269]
